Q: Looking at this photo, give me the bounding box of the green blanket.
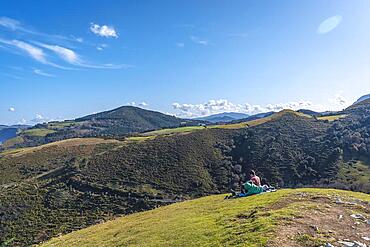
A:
[243,182,264,196]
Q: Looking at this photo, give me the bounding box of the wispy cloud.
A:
[90,23,118,38]
[8,107,15,112]
[0,38,68,69]
[0,17,130,71]
[176,42,185,48]
[96,44,108,51]
[190,36,209,46]
[0,16,83,44]
[35,42,130,69]
[0,17,22,31]
[38,43,79,64]
[0,39,47,63]
[0,72,23,80]
[317,15,342,34]
[227,33,249,38]
[33,69,54,77]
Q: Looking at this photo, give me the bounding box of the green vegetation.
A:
[22,128,56,137]
[125,135,157,141]
[140,110,309,137]
[1,136,24,148]
[228,113,336,188]
[336,159,370,192]
[81,129,237,195]
[46,121,79,130]
[317,114,346,121]
[0,138,122,185]
[2,106,203,149]
[40,188,370,247]
[141,126,205,136]
[0,129,237,246]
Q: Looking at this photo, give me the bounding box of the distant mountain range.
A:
[1,106,204,148]
[2,94,370,148]
[0,125,29,144]
[194,112,249,123]
[230,111,275,124]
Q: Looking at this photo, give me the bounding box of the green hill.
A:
[39,188,370,247]
[1,106,203,149]
[75,106,193,133]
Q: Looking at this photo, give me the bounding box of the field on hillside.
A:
[22,128,56,137]
[40,188,370,247]
[317,114,347,121]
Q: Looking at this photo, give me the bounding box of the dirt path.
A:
[269,193,370,247]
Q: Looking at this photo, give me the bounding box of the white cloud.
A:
[190,36,209,46]
[33,69,54,77]
[29,113,48,124]
[0,39,68,69]
[172,99,248,117]
[0,39,48,63]
[0,17,129,70]
[127,102,148,107]
[90,23,118,38]
[37,42,129,69]
[317,15,342,34]
[8,107,15,112]
[38,43,79,64]
[329,92,349,107]
[96,44,107,51]
[264,101,313,112]
[172,99,321,118]
[17,118,27,125]
[0,16,83,44]
[0,16,21,30]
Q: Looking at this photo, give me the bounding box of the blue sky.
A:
[1,0,370,125]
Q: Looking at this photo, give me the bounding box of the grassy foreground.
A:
[39,188,370,247]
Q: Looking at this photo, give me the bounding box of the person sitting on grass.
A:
[249,170,261,187]
[228,170,274,198]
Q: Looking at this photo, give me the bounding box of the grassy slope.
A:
[317,114,347,121]
[22,128,56,137]
[79,128,237,195]
[40,188,370,247]
[139,110,312,138]
[0,138,123,185]
[336,159,370,192]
